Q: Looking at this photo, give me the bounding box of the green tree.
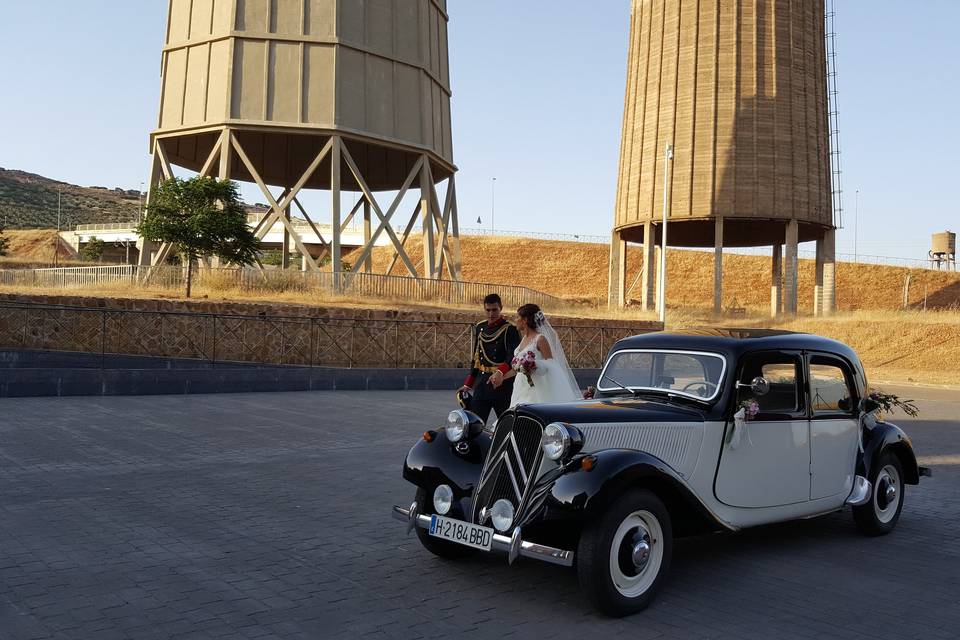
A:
[81,236,105,262]
[137,177,261,297]
[0,226,9,257]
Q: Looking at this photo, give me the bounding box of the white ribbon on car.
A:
[730,407,754,450]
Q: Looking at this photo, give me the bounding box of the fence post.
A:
[100,311,106,370]
[309,318,314,368]
[211,315,216,367]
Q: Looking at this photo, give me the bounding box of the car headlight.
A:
[433,484,453,515]
[489,499,515,532]
[542,423,573,461]
[445,410,469,442]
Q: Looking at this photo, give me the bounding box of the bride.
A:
[504,304,582,407]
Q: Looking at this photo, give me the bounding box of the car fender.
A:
[402,431,492,498]
[533,449,732,535]
[862,420,921,485]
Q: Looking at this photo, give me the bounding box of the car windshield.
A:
[598,349,727,401]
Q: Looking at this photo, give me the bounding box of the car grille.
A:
[471,412,544,524]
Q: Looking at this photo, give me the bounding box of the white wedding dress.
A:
[509,334,582,407]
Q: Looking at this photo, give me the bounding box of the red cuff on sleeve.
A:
[464,375,476,388]
[497,363,510,375]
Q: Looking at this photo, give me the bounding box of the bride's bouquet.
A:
[512,350,537,387]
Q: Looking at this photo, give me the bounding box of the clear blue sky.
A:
[1,1,957,260]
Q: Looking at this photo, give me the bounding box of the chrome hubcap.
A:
[885,483,897,505]
[631,536,651,572]
[873,464,901,524]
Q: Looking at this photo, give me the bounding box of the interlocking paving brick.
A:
[0,388,957,639]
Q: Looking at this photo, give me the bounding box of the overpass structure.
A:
[61,217,387,266]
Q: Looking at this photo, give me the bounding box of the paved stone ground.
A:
[0,386,957,639]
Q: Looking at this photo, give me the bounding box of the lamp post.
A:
[54,187,62,267]
[657,144,673,325]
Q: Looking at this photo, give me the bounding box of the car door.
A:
[807,353,860,500]
[715,351,811,508]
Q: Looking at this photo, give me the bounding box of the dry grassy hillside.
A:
[770,312,960,385]
[0,229,78,265]
[370,236,960,312]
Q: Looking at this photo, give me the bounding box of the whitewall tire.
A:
[853,452,905,536]
[577,489,673,616]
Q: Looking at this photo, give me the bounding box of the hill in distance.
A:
[0,167,144,230]
[0,167,271,231]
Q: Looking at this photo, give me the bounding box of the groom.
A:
[459,293,521,423]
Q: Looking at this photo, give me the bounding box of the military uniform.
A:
[463,317,521,423]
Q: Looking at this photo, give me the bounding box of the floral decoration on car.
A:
[738,398,760,421]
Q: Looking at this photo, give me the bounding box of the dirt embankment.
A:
[370,236,960,312]
[759,312,960,386]
[0,229,78,266]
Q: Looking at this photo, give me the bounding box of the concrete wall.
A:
[0,349,600,398]
[0,294,658,386]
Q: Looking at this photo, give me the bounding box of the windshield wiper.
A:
[599,373,642,398]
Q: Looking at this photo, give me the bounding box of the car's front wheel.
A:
[577,489,673,617]
[412,487,472,560]
[853,451,905,536]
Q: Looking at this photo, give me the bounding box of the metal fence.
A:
[0,301,654,370]
[0,265,562,310]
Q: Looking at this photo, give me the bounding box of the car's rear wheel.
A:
[853,452,905,536]
[412,487,471,560]
[577,489,673,617]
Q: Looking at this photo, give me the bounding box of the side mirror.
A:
[738,376,770,396]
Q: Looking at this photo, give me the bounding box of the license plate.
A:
[429,515,494,551]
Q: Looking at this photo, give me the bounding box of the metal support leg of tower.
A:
[281,189,291,270]
[714,217,724,314]
[608,231,627,308]
[363,200,372,273]
[420,159,436,279]
[784,221,799,315]
[822,228,837,316]
[641,221,656,311]
[771,244,783,318]
[814,236,825,316]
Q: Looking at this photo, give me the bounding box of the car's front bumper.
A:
[392,502,575,567]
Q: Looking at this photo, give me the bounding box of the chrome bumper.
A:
[392,502,575,568]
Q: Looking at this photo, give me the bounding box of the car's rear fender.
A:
[532,449,732,536]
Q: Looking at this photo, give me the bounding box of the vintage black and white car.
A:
[391,329,931,616]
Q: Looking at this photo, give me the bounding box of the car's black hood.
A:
[513,397,708,425]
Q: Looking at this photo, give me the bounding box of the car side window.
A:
[809,358,855,416]
[737,354,801,417]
